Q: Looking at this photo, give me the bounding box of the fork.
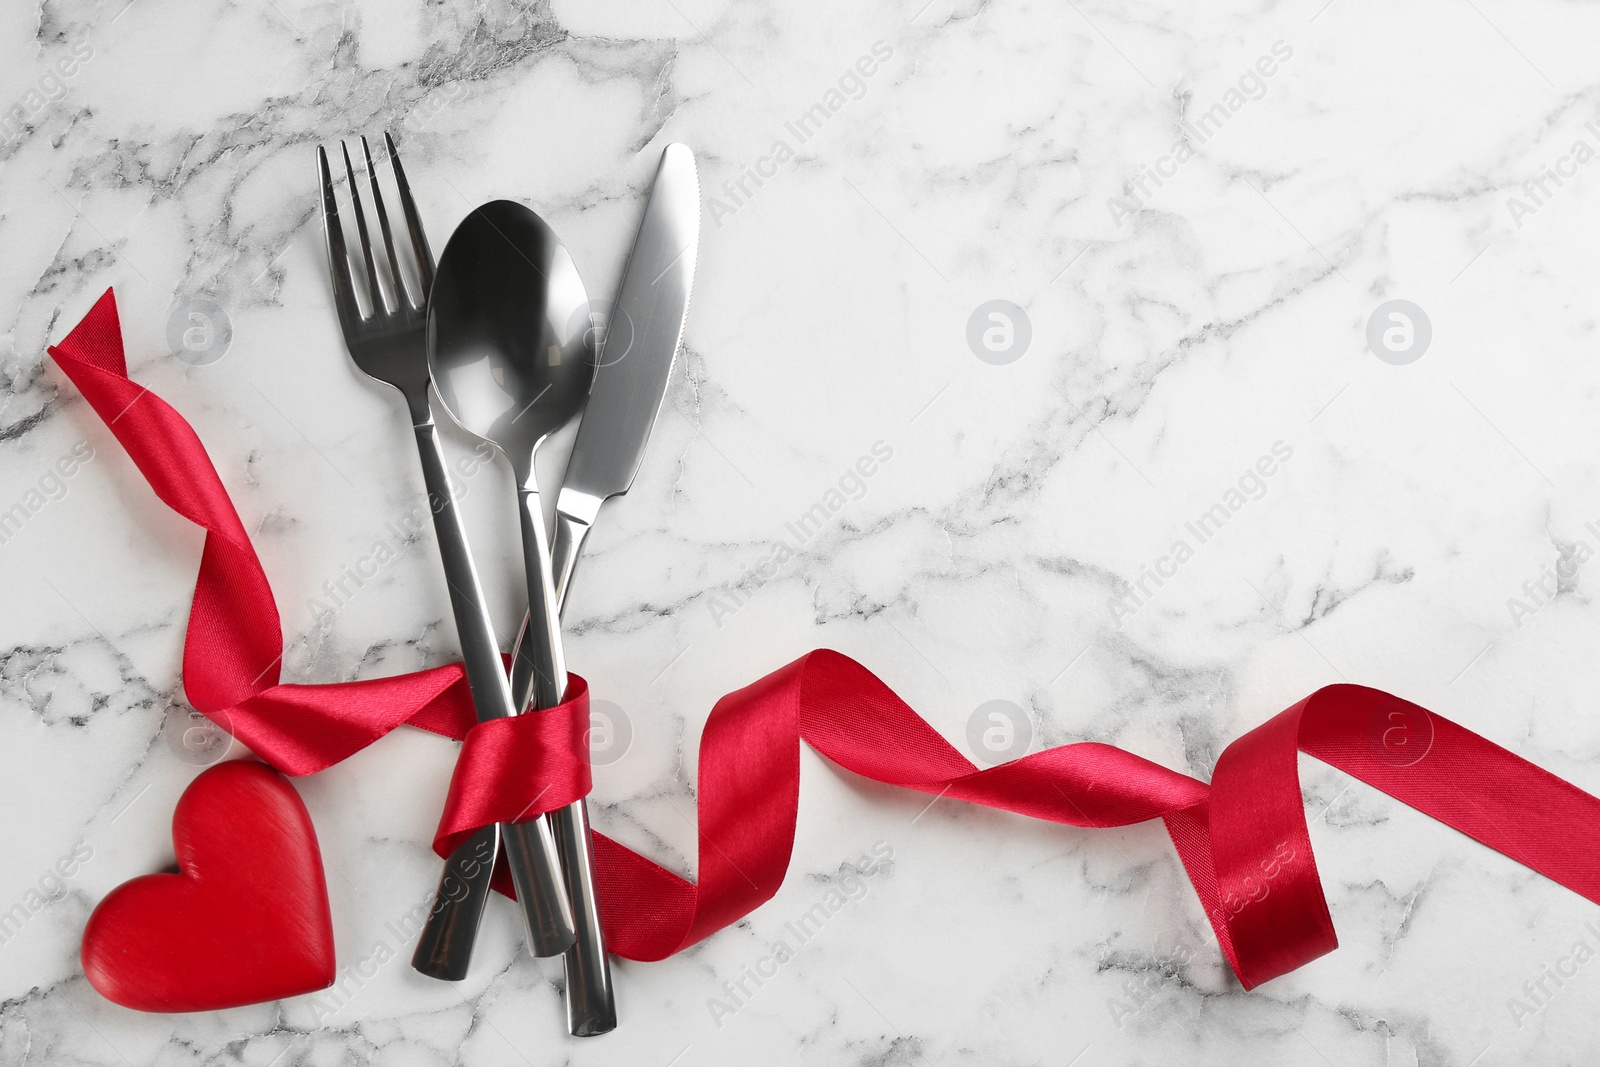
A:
[316,132,576,959]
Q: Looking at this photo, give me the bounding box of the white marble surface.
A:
[5,0,1600,1063]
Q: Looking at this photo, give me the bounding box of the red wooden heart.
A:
[82,760,336,1012]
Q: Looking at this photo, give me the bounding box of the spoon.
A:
[428,198,595,716]
[422,201,603,997]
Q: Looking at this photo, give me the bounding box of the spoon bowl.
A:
[428,200,596,484]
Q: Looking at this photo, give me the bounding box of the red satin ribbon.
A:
[434,677,592,859]
[49,290,1600,988]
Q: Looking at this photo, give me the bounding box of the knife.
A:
[412,144,700,1036]
[530,141,698,1038]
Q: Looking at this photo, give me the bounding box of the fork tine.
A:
[386,131,435,297]
[360,135,411,310]
[317,145,364,326]
[340,141,388,316]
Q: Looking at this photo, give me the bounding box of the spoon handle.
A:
[407,415,575,962]
[516,489,619,1035]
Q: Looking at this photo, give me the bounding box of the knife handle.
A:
[539,507,615,1035]
[553,797,616,1034]
[550,508,593,617]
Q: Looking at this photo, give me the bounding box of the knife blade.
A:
[514,140,699,714]
[550,141,700,573]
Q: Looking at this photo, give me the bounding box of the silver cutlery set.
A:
[317,133,699,1036]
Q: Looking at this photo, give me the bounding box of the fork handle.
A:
[409,414,575,960]
[412,824,498,980]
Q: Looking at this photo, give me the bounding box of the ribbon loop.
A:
[433,677,594,859]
